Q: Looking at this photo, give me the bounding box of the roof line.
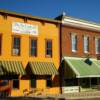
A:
[0,9,61,24]
[63,16,100,26]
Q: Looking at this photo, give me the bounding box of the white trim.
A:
[84,51,89,54]
[63,56,96,61]
[77,75,100,78]
[72,49,77,52]
[62,16,100,31]
[63,56,84,60]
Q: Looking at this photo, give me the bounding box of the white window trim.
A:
[71,33,77,52]
[95,38,100,54]
[84,36,89,53]
[72,49,77,52]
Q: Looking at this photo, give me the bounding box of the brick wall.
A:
[61,25,100,58]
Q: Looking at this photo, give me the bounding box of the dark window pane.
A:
[46,80,52,87]
[46,75,52,87]
[14,37,20,48]
[13,79,19,89]
[98,39,100,53]
[47,41,52,48]
[30,75,36,88]
[46,40,52,57]
[0,80,9,86]
[91,78,97,85]
[13,37,20,55]
[31,48,37,56]
[75,36,77,50]
[47,50,52,56]
[31,40,37,47]
[64,78,78,86]
[30,39,37,56]
[30,79,36,88]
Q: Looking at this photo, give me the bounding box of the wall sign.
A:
[12,22,38,35]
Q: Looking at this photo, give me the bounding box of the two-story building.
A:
[1,9,100,96]
[56,13,100,93]
[0,10,61,96]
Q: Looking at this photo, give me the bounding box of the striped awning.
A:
[29,62,58,75]
[0,61,25,75]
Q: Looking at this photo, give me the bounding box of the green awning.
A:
[63,57,100,78]
[0,61,25,75]
[94,61,100,67]
[29,62,58,75]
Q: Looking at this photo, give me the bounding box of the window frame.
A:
[71,33,77,52]
[83,35,89,53]
[29,37,37,57]
[12,35,21,56]
[45,39,52,58]
[46,75,52,88]
[12,79,19,90]
[95,37,100,54]
[30,75,36,89]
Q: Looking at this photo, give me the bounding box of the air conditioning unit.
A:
[13,48,19,55]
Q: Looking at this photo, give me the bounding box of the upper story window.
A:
[71,34,77,52]
[95,38,100,54]
[46,40,52,57]
[84,36,89,53]
[30,38,37,56]
[12,36,20,56]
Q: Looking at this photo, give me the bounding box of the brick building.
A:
[56,13,100,93]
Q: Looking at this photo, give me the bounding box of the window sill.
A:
[29,55,37,57]
[12,54,20,56]
[12,88,19,90]
[84,51,89,54]
[45,55,52,58]
[72,50,77,53]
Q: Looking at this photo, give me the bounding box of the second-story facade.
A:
[58,15,100,58]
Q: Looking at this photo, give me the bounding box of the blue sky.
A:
[0,0,100,22]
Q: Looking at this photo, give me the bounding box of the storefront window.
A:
[30,79,36,88]
[64,78,78,86]
[30,75,36,88]
[91,78,97,85]
[46,76,52,87]
[80,78,90,88]
[0,80,9,86]
[12,79,19,89]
